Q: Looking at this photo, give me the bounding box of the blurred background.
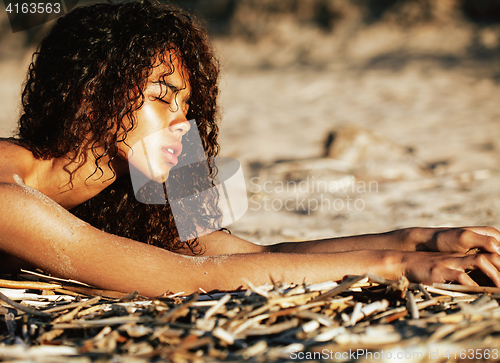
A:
[1,0,500,244]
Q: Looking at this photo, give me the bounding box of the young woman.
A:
[1,1,500,297]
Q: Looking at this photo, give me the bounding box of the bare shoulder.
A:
[0,138,33,184]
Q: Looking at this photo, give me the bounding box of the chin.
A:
[153,172,170,184]
[145,167,170,183]
[129,163,170,183]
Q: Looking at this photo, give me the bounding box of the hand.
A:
[403,251,500,287]
[407,226,500,254]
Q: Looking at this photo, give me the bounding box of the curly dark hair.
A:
[17,1,222,254]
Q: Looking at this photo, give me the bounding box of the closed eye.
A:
[152,80,190,110]
[152,80,175,103]
[156,96,170,104]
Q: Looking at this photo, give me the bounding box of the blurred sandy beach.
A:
[1,0,499,244]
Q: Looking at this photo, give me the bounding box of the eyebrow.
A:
[153,80,179,91]
[151,80,191,101]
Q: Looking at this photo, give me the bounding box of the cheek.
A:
[126,128,173,179]
[129,102,161,130]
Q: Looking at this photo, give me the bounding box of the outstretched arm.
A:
[200,227,500,255]
[3,182,500,297]
[0,182,401,296]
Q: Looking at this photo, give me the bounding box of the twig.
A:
[0,279,62,290]
[0,291,50,317]
[406,290,419,319]
[433,283,500,294]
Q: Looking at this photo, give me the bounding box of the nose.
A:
[169,119,191,138]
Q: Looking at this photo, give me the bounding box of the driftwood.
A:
[2,271,500,362]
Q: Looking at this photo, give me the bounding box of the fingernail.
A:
[495,245,500,254]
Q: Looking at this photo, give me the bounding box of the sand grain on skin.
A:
[177,253,231,266]
[12,174,24,186]
[4,179,97,277]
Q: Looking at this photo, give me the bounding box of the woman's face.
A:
[120,54,192,183]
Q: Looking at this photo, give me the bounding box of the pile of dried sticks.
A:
[2,271,500,362]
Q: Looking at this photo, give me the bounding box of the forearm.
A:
[11,233,403,297]
[199,228,419,256]
[267,228,417,254]
[165,249,403,295]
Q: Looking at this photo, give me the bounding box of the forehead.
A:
[149,53,191,93]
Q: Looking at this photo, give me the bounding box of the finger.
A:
[465,226,500,239]
[451,269,479,287]
[465,254,500,287]
[434,228,485,253]
[464,227,500,254]
[446,228,500,254]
